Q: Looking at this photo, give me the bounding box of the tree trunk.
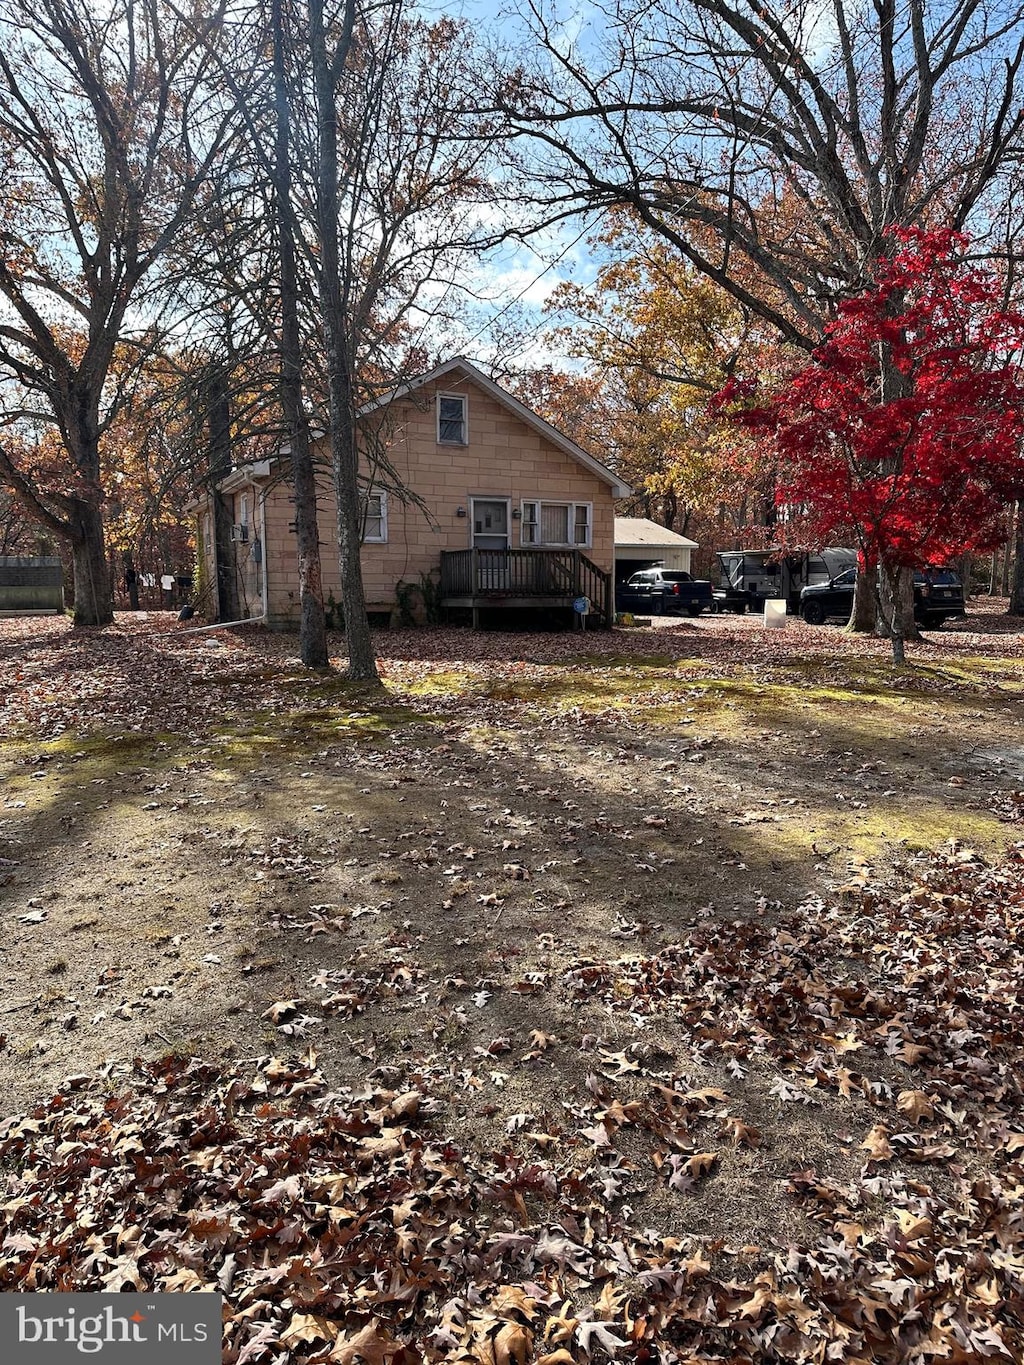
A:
[846,563,876,632]
[1010,502,1024,615]
[273,0,327,669]
[212,491,239,621]
[70,498,113,626]
[310,0,379,684]
[332,394,378,681]
[204,376,240,623]
[876,564,915,664]
[896,567,918,638]
[288,420,328,671]
[124,552,140,611]
[1001,526,1013,594]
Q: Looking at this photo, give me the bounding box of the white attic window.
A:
[437,393,467,444]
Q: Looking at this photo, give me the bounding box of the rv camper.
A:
[715,548,857,614]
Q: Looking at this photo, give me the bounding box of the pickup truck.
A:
[799,567,966,627]
[615,568,714,617]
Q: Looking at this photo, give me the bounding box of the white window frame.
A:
[437,392,468,445]
[519,500,592,549]
[361,488,388,543]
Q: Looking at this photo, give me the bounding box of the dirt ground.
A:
[2,616,1021,1141]
[2,605,1022,1242]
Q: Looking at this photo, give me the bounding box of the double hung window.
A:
[520,501,592,548]
[361,490,388,542]
[438,394,467,444]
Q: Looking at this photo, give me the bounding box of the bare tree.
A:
[308,0,376,680]
[494,0,1024,634]
[273,0,329,667]
[497,0,1024,343]
[301,0,498,679]
[0,0,235,625]
[168,0,496,676]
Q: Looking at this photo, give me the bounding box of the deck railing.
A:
[439,548,612,622]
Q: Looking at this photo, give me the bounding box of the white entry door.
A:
[472,499,509,550]
[472,499,510,590]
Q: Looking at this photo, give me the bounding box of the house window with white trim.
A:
[520,501,592,548]
[361,489,388,543]
[437,393,467,444]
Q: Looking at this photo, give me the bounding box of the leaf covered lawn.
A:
[1,608,1024,1363]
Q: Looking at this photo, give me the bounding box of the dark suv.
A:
[799,568,966,628]
[615,569,714,617]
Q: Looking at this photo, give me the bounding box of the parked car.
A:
[913,569,968,627]
[715,547,857,613]
[615,568,714,617]
[799,567,966,627]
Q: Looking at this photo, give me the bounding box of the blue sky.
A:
[410,0,609,372]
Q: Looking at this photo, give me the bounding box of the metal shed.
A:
[0,556,64,614]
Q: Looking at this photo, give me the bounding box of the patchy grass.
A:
[2,610,1024,1359]
[400,668,479,696]
[211,703,431,747]
[734,796,1009,867]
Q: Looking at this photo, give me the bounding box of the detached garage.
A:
[614,518,698,583]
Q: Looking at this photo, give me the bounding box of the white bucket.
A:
[763,599,787,629]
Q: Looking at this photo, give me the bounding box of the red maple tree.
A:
[729,228,1024,659]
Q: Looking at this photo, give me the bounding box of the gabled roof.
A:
[359,357,632,499]
[614,517,698,550]
[217,459,273,494]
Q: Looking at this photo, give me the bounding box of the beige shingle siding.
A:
[216,372,618,628]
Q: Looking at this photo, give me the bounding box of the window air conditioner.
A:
[230,524,249,543]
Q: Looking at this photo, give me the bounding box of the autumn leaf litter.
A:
[2,610,1024,1362]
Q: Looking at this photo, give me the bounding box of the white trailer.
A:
[715,547,857,612]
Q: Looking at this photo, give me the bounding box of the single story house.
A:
[195,358,630,628]
[614,518,698,582]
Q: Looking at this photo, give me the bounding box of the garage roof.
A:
[614,517,698,549]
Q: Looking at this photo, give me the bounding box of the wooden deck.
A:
[439,548,613,627]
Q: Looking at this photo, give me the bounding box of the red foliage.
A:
[736,229,1024,567]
